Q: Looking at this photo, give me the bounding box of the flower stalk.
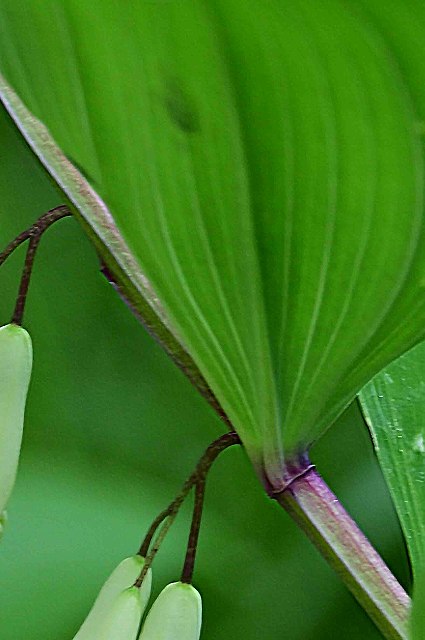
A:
[135,431,241,587]
[0,205,71,325]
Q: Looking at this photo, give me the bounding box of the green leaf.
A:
[410,565,425,639]
[1,1,425,489]
[359,341,425,576]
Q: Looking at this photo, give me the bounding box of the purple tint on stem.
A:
[275,463,410,640]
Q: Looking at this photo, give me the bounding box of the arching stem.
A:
[135,431,240,587]
[0,205,72,325]
[12,234,41,325]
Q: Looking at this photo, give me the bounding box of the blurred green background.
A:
[0,106,410,639]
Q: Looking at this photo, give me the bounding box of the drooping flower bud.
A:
[0,323,32,516]
[138,582,202,640]
[96,586,144,640]
[74,555,152,639]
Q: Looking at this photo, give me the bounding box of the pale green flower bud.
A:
[138,582,202,640]
[96,586,144,640]
[73,555,152,639]
[0,323,32,516]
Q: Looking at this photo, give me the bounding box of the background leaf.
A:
[2,1,425,490]
[360,341,425,577]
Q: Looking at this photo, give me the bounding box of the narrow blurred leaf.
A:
[410,565,425,639]
[1,1,425,488]
[360,341,425,576]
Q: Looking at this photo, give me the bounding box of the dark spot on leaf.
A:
[164,80,200,134]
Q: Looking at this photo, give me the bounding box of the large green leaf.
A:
[1,1,425,489]
[359,341,425,576]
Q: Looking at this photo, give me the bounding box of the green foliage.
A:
[411,567,425,639]
[4,2,425,638]
[360,342,425,578]
[1,1,425,491]
[0,99,404,640]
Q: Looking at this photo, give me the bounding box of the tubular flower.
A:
[0,323,32,523]
[138,582,202,640]
[96,587,145,640]
[73,555,152,640]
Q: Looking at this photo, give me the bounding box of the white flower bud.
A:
[138,582,202,640]
[97,586,144,640]
[0,323,32,516]
[73,555,152,639]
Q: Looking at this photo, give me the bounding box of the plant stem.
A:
[135,431,240,586]
[12,234,41,325]
[0,206,71,268]
[135,516,178,588]
[0,205,72,325]
[275,462,410,640]
[181,476,207,584]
